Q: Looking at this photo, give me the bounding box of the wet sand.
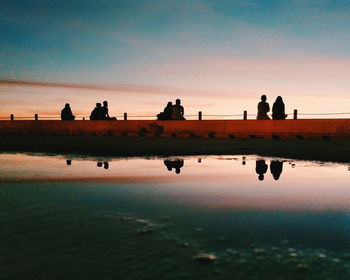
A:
[1,134,350,163]
[1,184,349,280]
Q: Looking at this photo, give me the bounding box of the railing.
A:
[1,110,350,120]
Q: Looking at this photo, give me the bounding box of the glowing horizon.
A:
[1,1,350,118]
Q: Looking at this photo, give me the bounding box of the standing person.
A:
[255,159,268,181]
[61,103,75,120]
[272,96,287,120]
[257,95,270,120]
[172,99,186,120]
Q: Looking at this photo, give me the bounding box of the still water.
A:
[1,153,349,279]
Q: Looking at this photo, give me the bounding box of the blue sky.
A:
[1,0,350,117]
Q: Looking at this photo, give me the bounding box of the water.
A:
[1,153,349,279]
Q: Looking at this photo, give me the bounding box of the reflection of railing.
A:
[1,110,350,120]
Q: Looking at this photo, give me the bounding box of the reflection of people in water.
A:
[164,159,184,174]
[242,156,246,165]
[97,162,103,167]
[66,159,72,166]
[256,160,268,181]
[103,161,109,169]
[270,160,283,180]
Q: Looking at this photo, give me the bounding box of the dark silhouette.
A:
[164,159,184,174]
[102,101,110,120]
[102,101,117,120]
[272,96,287,120]
[242,156,246,165]
[164,102,173,120]
[97,161,103,167]
[61,103,75,120]
[66,159,72,165]
[270,160,283,180]
[256,160,268,181]
[103,161,109,169]
[257,95,270,120]
[90,103,104,120]
[157,102,173,120]
[172,99,186,120]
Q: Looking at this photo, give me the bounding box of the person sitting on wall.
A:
[172,99,186,120]
[61,103,75,120]
[102,101,117,120]
[256,95,271,120]
[272,96,287,120]
[157,102,173,120]
[90,103,104,120]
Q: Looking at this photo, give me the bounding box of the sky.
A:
[1,0,350,119]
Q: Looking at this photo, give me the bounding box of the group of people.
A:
[157,99,186,120]
[256,159,284,181]
[257,95,287,120]
[90,101,116,120]
[62,95,288,121]
[61,101,116,120]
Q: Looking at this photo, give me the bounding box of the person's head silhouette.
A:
[175,167,181,174]
[176,99,181,105]
[96,103,102,108]
[261,95,267,102]
[65,103,70,109]
[167,101,172,107]
[258,174,264,181]
[103,101,108,107]
[97,162,103,167]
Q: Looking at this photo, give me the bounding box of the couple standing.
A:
[257,95,287,120]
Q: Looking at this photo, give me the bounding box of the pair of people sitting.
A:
[257,95,287,120]
[90,101,116,120]
[157,99,186,120]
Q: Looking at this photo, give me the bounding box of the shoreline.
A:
[1,134,350,163]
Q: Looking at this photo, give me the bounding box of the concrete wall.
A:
[1,119,350,139]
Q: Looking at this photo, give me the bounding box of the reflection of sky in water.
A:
[1,153,349,252]
[0,153,350,212]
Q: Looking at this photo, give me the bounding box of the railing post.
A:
[124,113,127,121]
[293,109,298,120]
[198,111,202,120]
[243,110,247,120]
[34,114,38,121]
[10,114,14,121]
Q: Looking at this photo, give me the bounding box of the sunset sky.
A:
[1,0,350,119]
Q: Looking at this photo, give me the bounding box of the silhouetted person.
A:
[257,95,270,120]
[61,103,75,120]
[172,99,186,120]
[97,161,103,167]
[164,159,184,174]
[102,101,110,120]
[270,160,283,180]
[272,96,287,120]
[157,102,173,120]
[103,161,109,169]
[90,103,104,120]
[66,159,72,165]
[256,160,268,181]
[163,102,173,120]
[101,101,117,120]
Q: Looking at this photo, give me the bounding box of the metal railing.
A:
[1,110,350,120]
